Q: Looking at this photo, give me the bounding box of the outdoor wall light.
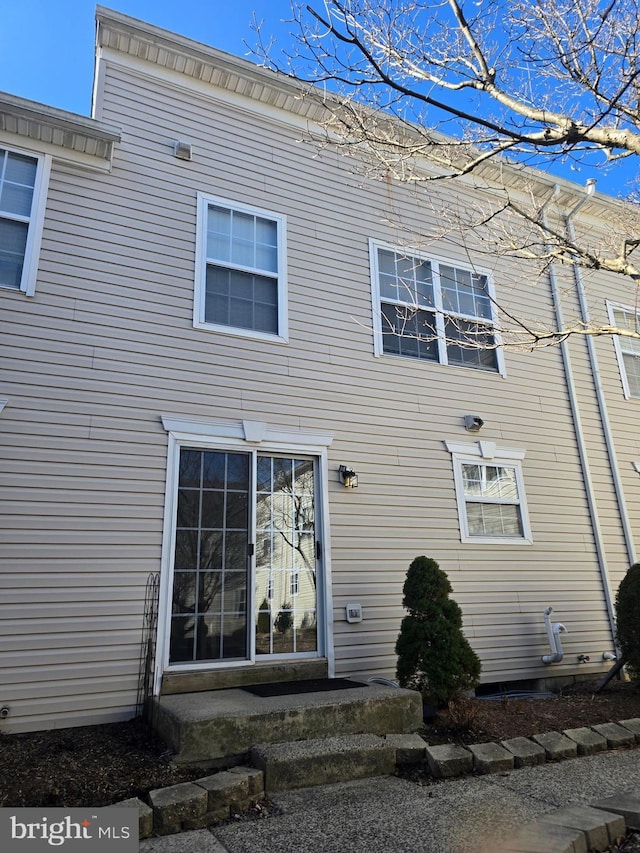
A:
[464,414,484,432]
[338,465,359,488]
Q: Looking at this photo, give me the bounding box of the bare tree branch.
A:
[253,0,640,347]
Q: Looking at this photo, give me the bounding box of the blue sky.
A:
[0,1,294,115]
[0,1,631,196]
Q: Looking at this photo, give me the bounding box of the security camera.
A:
[464,415,484,432]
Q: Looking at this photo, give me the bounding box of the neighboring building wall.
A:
[0,10,636,733]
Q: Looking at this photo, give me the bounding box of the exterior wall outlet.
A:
[346,603,363,623]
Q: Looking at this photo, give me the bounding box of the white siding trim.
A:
[444,440,526,461]
[22,153,51,297]
[160,415,333,450]
[92,47,108,123]
[318,447,335,677]
[154,431,179,696]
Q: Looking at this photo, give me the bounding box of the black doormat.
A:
[242,678,368,697]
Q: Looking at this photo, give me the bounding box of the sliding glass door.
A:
[254,455,317,656]
[169,448,319,665]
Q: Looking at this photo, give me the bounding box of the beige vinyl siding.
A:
[0,43,633,731]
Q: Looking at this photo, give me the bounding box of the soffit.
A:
[96,6,328,125]
[0,91,121,166]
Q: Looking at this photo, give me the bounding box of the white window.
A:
[445,441,532,544]
[194,194,288,342]
[0,145,50,296]
[290,569,299,597]
[608,302,640,398]
[370,242,503,373]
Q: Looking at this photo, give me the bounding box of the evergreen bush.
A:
[256,598,271,634]
[615,562,640,680]
[275,603,293,634]
[395,556,481,705]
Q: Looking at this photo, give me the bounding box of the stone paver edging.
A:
[114,715,640,841]
[501,795,640,853]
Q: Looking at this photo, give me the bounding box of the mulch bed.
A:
[1,680,639,808]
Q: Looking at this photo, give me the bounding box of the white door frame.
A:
[154,415,335,696]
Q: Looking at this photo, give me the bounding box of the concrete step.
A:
[151,682,423,765]
[251,733,396,792]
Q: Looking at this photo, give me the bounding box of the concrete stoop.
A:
[151,683,423,764]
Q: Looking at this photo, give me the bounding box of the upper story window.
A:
[370,242,503,373]
[195,194,288,342]
[445,440,532,545]
[0,145,51,296]
[608,302,640,398]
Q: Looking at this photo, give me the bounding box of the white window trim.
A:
[444,440,532,545]
[0,145,51,297]
[194,192,289,343]
[154,416,334,694]
[607,300,640,399]
[369,239,506,376]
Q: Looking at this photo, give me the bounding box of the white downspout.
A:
[564,181,632,646]
[565,183,636,567]
[540,189,618,651]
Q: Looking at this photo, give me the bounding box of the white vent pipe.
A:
[542,606,567,664]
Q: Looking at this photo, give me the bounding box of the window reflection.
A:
[254,455,317,655]
[170,448,249,663]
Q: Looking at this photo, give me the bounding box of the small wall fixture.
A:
[464,414,484,432]
[346,603,363,623]
[173,140,193,161]
[338,465,358,488]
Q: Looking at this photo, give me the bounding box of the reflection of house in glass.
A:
[170,449,250,663]
[255,456,317,655]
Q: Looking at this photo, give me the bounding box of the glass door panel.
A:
[170,448,250,663]
[254,455,317,656]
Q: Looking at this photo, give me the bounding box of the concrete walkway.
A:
[140,748,640,852]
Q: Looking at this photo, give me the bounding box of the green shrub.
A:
[395,556,481,705]
[256,598,271,634]
[615,562,640,680]
[275,603,293,634]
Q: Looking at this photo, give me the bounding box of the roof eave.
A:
[0,91,121,169]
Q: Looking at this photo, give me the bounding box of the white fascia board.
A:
[0,130,117,175]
